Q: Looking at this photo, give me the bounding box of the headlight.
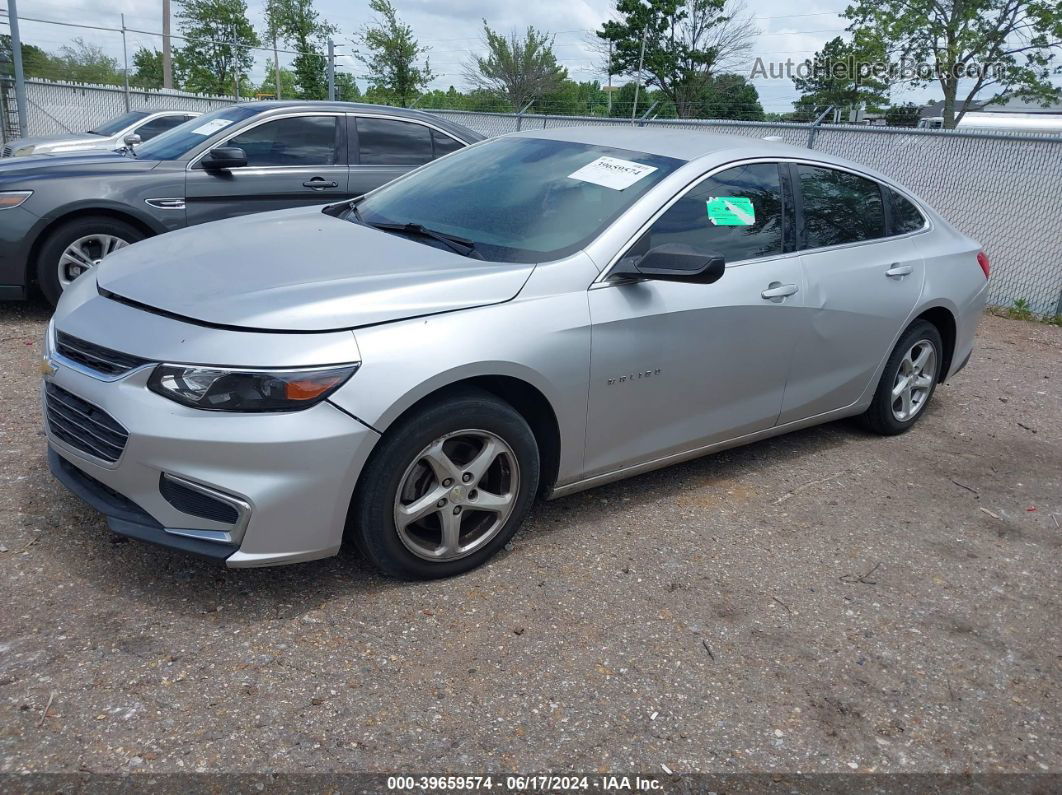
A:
[0,190,33,209]
[147,364,359,412]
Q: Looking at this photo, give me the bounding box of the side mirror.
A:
[612,243,726,285]
[122,133,142,147]
[203,146,248,171]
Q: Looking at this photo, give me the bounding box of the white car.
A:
[2,110,201,158]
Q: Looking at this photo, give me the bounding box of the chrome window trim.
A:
[185,111,345,171]
[593,155,932,286]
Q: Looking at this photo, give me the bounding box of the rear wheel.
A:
[36,216,145,306]
[859,319,943,435]
[349,390,540,579]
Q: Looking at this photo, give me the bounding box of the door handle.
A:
[303,178,339,190]
[885,264,913,278]
[761,282,799,302]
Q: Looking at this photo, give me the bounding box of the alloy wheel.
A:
[891,339,937,422]
[393,429,520,562]
[58,234,130,288]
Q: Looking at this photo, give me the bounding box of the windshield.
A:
[88,111,149,136]
[134,106,259,160]
[352,137,683,263]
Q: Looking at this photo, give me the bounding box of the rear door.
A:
[184,112,349,226]
[347,115,458,197]
[777,163,926,423]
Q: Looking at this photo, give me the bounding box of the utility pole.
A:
[120,14,130,111]
[162,0,173,89]
[606,40,612,115]
[233,40,240,102]
[273,32,281,99]
[6,0,28,135]
[631,25,647,122]
[327,38,335,101]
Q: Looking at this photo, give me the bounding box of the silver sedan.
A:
[43,126,989,578]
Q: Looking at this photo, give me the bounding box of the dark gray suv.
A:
[0,101,483,304]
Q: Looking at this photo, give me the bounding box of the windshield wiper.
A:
[352,208,482,259]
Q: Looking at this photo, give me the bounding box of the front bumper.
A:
[43,360,380,567]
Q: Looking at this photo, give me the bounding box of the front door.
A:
[584,162,805,477]
[185,113,349,227]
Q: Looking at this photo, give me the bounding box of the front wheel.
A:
[349,390,540,579]
[859,319,943,435]
[36,216,145,306]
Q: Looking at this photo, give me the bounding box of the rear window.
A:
[888,188,927,235]
[798,164,886,248]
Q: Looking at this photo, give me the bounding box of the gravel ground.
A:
[0,300,1059,777]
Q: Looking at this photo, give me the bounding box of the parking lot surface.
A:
[1,301,1059,775]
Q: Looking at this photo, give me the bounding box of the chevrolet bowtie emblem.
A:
[40,359,58,378]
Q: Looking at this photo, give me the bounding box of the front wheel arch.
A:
[27,208,158,290]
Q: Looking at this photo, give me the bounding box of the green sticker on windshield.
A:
[706,196,755,226]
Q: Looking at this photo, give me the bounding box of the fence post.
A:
[120,14,130,111]
[806,105,833,148]
[8,0,29,134]
[515,100,533,132]
[637,101,659,127]
[327,39,335,101]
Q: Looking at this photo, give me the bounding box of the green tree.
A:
[256,65,297,98]
[131,47,164,89]
[264,0,335,99]
[335,72,361,102]
[845,0,1062,127]
[0,35,52,79]
[353,0,433,107]
[792,35,890,119]
[884,101,921,127]
[597,0,757,118]
[174,0,259,96]
[464,22,567,109]
[696,72,763,119]
[56,38,124,85]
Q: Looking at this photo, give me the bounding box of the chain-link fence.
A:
[15,79,235,138]
[431,110,1062,317]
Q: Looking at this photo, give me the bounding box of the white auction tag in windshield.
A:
[568,156,657,190]
[190,118,236,136]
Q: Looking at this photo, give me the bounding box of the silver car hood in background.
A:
[96,208,536,332]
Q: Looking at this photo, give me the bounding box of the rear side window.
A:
[226,115,339,167]
[357,118,434,165]
[432,130,464,159]
[888,188,926,235]
[797,165,885,248]
[640,163,785,263]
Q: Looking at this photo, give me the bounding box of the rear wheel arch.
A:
[914,306,957,381]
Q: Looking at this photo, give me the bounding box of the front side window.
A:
[888,188,927,235]
[636,163,785,264]
[134,115,189,141]
[357,118,434,165]
[226,115,339,167]
[798,165,885,248]
[352,137,682,263]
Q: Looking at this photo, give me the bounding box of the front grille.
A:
[45,382,129,463]
[55,331,151,377]
[1,145,11,158]
[159,476,240,525]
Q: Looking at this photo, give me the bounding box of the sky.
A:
[0,0,991,112]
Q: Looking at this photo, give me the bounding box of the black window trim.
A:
[186,111,347,171]
[597,155,933,285]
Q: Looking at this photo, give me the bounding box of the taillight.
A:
[977,250,990,279]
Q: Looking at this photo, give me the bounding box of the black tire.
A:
[859,319,944,435]
[36,216,146,306]
[349,389,540,579]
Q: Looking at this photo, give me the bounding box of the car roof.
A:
[233,100,485,141]
[509,125,815,164]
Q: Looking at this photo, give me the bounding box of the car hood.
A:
[96,207,536,332]
[0,151,154,181]
[5,133,98,152]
